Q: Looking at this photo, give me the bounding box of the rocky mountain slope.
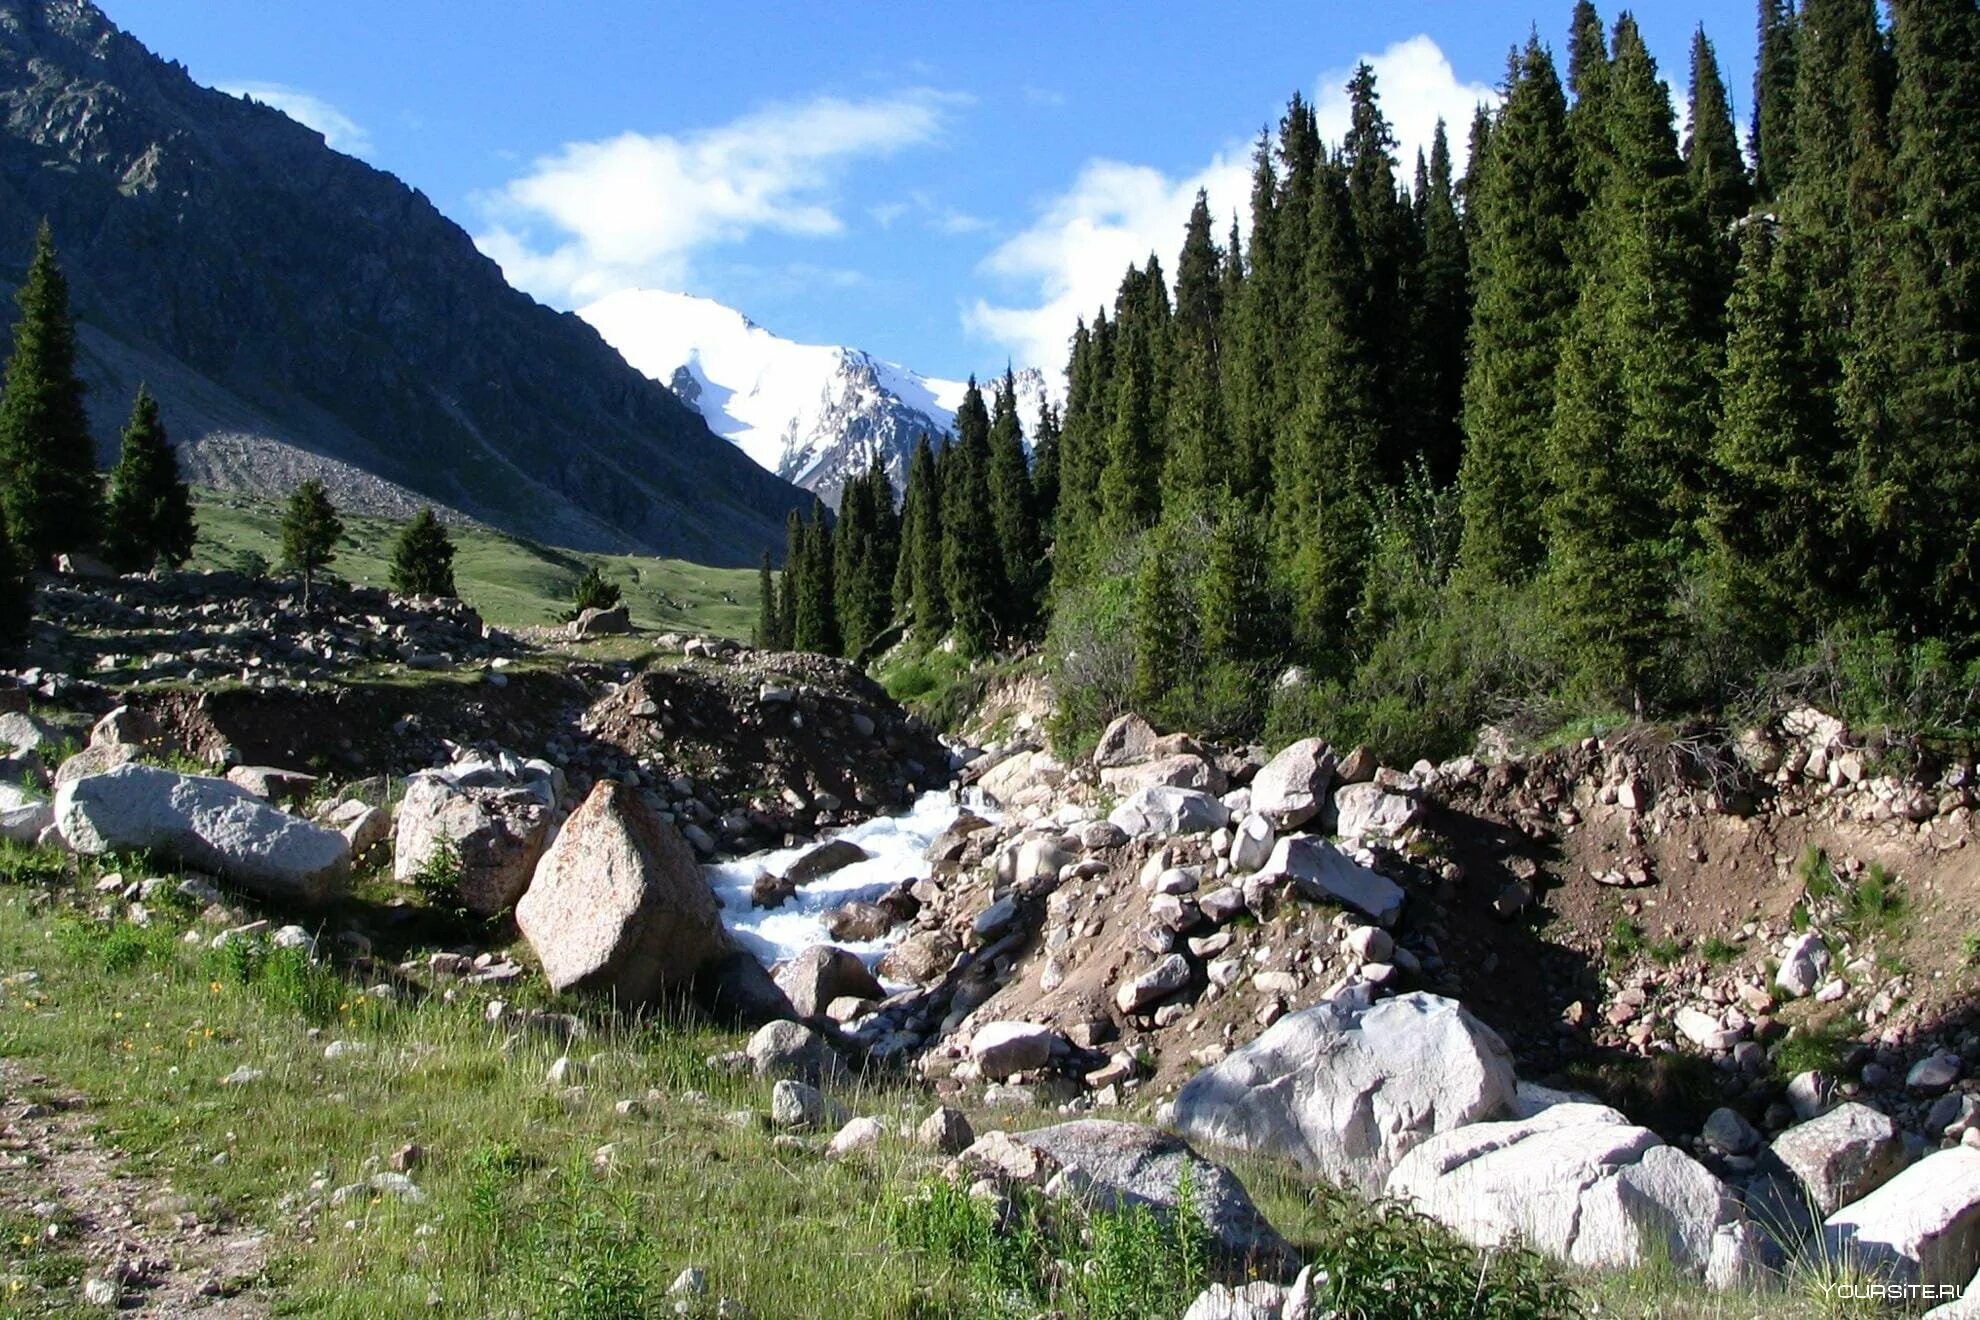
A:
[580,289,1049,507]
[0,0,809,562]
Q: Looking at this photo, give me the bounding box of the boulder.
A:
[515,780,733,1007]
[1700,1107,1761,1157]
[1229,814,1275,874]
[1092,713,1159,768]
[394,773,554,917]
[971,1021,1062,1079]
[694,948,794,1027]
[1116,953,1193,1013]
[785,838,869,886]
[773,945,883,1019]
[1108,786,1230,839]
[879,929,959,984]
[1776,932,1832,998]
[1012,1120,1293,1267]
[54,765,349,903]
[0,782,51,843]
[918,1105,975,1154]
[224,765,318,807]
[824,900,895,943]
[0,710,56,754]
[1385,1102,1739,1275]
[323,799,391,854]
[769,1078,844,1130]
[1249,739,1336,829]
[1924,1264,1980,1318]
[1259,835,1405,927]
[1332,782,1420,846]
[1824,1146,1980,1288]
[1758,1102,1908,1219]
[976,750,1064,808]
[1100,755,1227,797]
[747,1019,848,1086]
[1173,992,1516,1196]
[566,604,631,640]
[53,742,142,789]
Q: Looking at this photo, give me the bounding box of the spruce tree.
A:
[1128,530,1187,718]
[1098,264,1168,533]
[279,478,343,611]
[754,550,784,649]
[387,507,456,598]
[1198,494,1277,673]
[1458,39,1578,582]
[778,509,801,646]
[985,368,1040,635]
[1405,120,1470,485]
[101,386,196,572]
[1566,0,1615,203]
[896,436,948,639]
[1753,0,1801,201]
[1340,61,1415,484]
[1686,28,1754,239]
[0,222,99,564]
[791,500,839,655]
[940,398,1002,656]
[1030,399,1062,543]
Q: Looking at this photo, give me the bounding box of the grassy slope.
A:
[187,490,761,639]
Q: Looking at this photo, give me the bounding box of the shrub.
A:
[561,565,623,621]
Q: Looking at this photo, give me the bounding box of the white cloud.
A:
[476,92,958,305]
[1314,36,1498,176]
[966,36,1496,377]
[218,81,371,155]
[965,153,1251,382]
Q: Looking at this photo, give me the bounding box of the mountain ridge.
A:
[0,0,809,563]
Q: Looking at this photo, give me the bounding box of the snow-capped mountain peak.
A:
[579,288,1049,507]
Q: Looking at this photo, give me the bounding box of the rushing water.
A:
[703,789,988,971]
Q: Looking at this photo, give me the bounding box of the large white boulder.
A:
[1756,1102,1909,1220]
[393,772,553,916]
[1248,738,1335,829]
[54,764,349,902]
[1091,713,1159,768]
[1333,782,1421,846]
[1386,1102,1739,1276]
[1172,992,1515,1196]
[1099,754,1227,797]
[1108,786,1230,839]
[516,780,735,1008]
[1259,835,1405,927]
[976,750,1065,808]
[1825,1146,1980,1288]
[0,782,51,843]
[1776,931,1832,998]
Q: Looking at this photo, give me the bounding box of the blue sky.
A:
[107,1,1756,383]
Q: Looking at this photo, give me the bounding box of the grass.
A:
[1964,932,1980,968]
[1698,936,1740,966]
[1607,918,1644,961]
[186,488,760,638]
[1771,1015,1862,1079]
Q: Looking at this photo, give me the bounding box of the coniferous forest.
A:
[771,0,1978,762]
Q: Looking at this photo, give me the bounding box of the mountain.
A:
[0,0,809,564]
[579,289,1049,508]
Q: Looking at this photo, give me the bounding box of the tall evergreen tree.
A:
[0,222,98,564]
[1458,39,1578,582]
[754,550,785,650]
[791,500,838,655]
[1753,0,1801,201]
[1098,266,1167,533]
[387,507,456,598]
[102,386,196,572]
[1686,28,1754,239]
[1404,120,1470,484]
[896,435,948,638]
[984,369,1040,634]
[941,380,1004,654]
[1128,530,1187,717]
[1221,135,1285,508]
[1341,61,1415,484]
[1566,0,1615,202]
[778,509,802,646]
[832,466,884,656]
[279,478,342,611]
[1030,399,1062,542]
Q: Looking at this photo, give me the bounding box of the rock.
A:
[1181,1281,1292,1320]
[1776,932,1832,998]
[515,780,733,1008]
[323,799,391,854]
[1174,992,1516,1196]
[769,1079,843,1130]
[1787,1070,1837,1121]
[879,929,958,984]
[971,1021,1062,1079]
[1249,738,1336,828]
[1092,713,1159,768]
[1910,1052,1965,1093]
[1385,1102,1738,1275]
[0,710,56,754]
[1115,953,1192,1013]
[694,949,794,1027]
[52,741,142,789]
[1011,837,1073,888]
[784,839,869,886]
[223,765,318,806]
[746,1019,848,1086]
[1335,745,1377,785]
[827,1115,885,1156]
[1333,782,1420,846]
[976,750,1065,808]
[924,811,992,863]
[55,764,349,903]
[1013,1120,1292,1267]
[918,1105,975,1155]
[1259,835,1405,927]
[1705,1220,1777,1291]
[824,900,894,943]
[1228,814,1274,874]
[1924,1265,1980,1317]
[1107,786,1229,839]
[1753,1102,1908,1223]
[0,791,52,844]
[394,773,554,916]
[669,1268,708,1299]
[1100,754,1227,797]
[1824,1146,1980,1287]
[1700,1107,1761,1157]
[773,945,883,1019]
[1675,1007,1742,1052]
[566,604,631,640]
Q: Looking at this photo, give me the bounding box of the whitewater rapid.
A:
[704,789,988,971]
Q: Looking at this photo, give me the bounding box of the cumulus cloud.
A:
[1314,36,1498,177]
[967,36,1497,378]
[218,81,371,155]
[476,91,958,305]
[965,153,1252,383]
